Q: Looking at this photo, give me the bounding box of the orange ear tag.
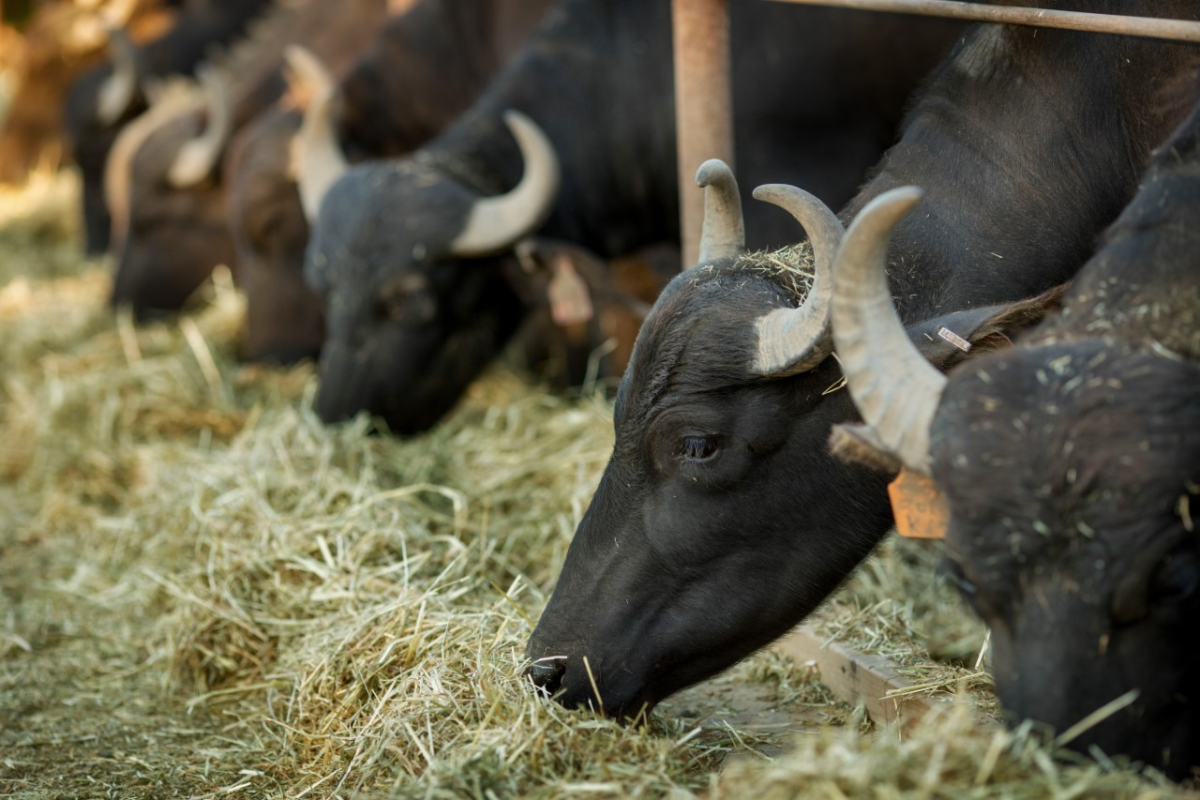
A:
[888,468,949,539]
[547,256,595,327]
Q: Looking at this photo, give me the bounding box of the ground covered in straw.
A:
[0,173,1190,799]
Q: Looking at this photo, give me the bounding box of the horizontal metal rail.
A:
[765,0,1200,43]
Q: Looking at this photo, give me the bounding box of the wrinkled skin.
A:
[932,107,1200,778]
[527,0,1200,719]
[307,0,965,432]
[228,0,552,363]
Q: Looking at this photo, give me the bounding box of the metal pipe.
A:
[673,0,734,268]
[764,0,1200,43]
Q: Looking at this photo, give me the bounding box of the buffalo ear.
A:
[828,283,1066,473]
[908,283,1067,371]
[829,423,903,475]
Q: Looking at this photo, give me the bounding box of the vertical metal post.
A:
[672,0,733,268]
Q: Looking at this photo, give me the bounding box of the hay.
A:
[807,536,1000,717]
[714,703,1181,799]
[0,174,1192,798]
[732,241,816,302]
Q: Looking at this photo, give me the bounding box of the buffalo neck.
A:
[417,0,678,258]
[843,3,1200,328]
[1038,105,1200,359]
[338,0,553,160]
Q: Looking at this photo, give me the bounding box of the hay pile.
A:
[713,703,1183,799]
[0,173,1188,798]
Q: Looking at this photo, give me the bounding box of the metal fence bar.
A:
[764,0,1200,43]
[673,0,734,268]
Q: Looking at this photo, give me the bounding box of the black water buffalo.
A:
[104,0,391,316]
[63,0,273,254]
[829,104,1200,779]
[301,0,964,434]
[525,2,1200,719]
[225,0,553,364]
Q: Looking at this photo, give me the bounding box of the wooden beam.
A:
[764,0,1200,44]
[672,0,734,268]
[774,626,936,727]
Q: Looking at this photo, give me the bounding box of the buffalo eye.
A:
[1151,549,1199,605]
[678,436,719,463]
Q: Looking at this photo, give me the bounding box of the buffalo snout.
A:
[526,657,567,697]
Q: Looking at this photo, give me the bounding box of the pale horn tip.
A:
[695,158,733,189]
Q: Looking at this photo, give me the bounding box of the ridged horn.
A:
[167,66,231,188]
[750,185,845,376]
[693,158,744,266]
[97,27,138,125]
[449,111,561,257]
[831,186,945,475]
[286,46,347,222]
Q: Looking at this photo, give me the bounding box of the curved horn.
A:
[750,184,845,376]
[167,66,231,188]
[831,187,945,474]
[693,158,744,266]
[285,46,347,222]
[97,27,139,125]
[449,110,561,257]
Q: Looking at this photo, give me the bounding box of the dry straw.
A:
[0,173,1188,798]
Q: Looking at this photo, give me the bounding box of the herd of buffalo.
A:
[2,0,1197,783]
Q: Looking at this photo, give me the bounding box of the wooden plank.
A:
[672,0,734,268]
[774,626,936,728]
[764,0,1200,44]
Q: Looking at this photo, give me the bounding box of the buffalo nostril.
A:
[527,658,567,695]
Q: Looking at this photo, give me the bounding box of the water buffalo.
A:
[829,103,1200,779]
[225,0,553,364]
[0,0,179,187]
[301,0,963,434]
[525,1,1200,719]
[104,0,391,316]
[62,0,273,254]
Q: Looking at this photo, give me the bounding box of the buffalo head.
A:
[222,47,337,364]
[937,344,1200,777]
[301,106,559,435]
[105,67,234,316]
[525,163,893,718]
[830,187,1200,779]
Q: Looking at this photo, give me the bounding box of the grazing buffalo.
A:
[830,104,1200,779]
[302,0,963,434]
[104,0,391,316]
[226,0,553,363]
[0,0,179,187]
[525,2,1200,719]
[63,0,272,254]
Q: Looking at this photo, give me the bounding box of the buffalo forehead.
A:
[310,161,475,286]
[620,265,791,433]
